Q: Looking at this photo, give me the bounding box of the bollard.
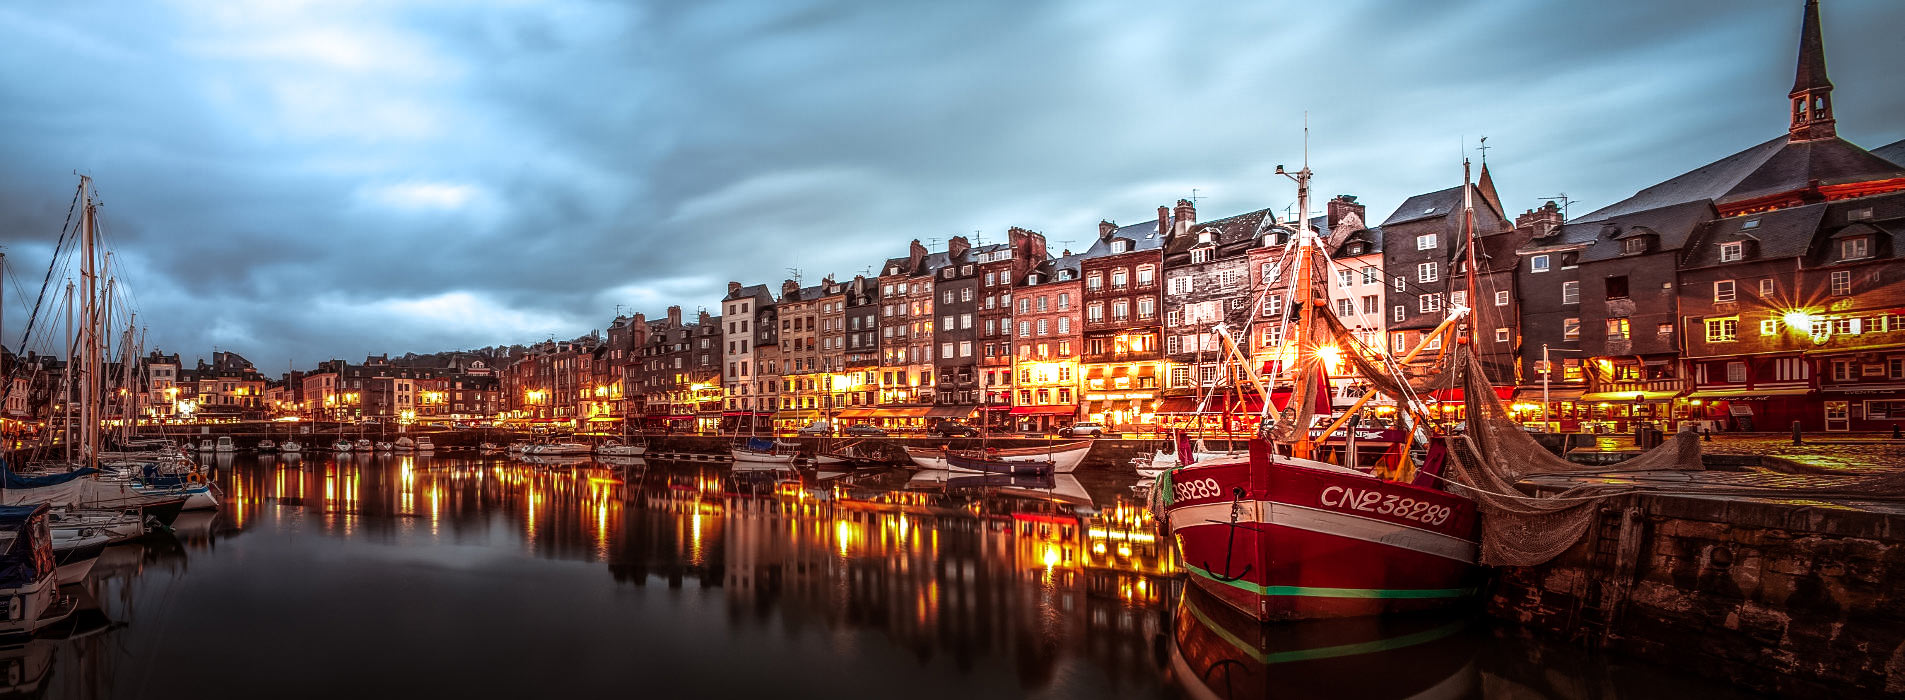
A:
[1894,424,1902,440]
[1791,420,1803,446]
[1703,426,1712,442]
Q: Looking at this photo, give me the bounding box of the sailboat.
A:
[1156,155,1483,622]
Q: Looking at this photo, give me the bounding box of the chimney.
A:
[947,235,971,263]
[780,279,800,299]
[1158,206,1170,237]
[908,239,927,272]
[1517,201,1565,238]
[1098,220,1117,241]
[1008,227,1047,281]
[1174,199,1197,228]
[1326,195,1365,230]
[666,305,682,326]
[726,281,742,297]
[699,309,714,326]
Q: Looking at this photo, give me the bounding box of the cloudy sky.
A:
[1,0,1900,372]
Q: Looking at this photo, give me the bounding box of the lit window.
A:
[1760,319,1778,335]
[1495,328,1509,342]
[1759,278,1774,297]
[1704,317,1737,343]
[1605,318,1628,340]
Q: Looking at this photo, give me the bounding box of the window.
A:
[1727,362,1748,383]
[1136,265,1154,286]
[941,343,954,358]
[1741,219,1760,231]
[1392,333,1408,353]
[1112,239,1131,253]
[1189,248,1213,264]
[959,341,972,357]
[1393,276,1405,293]
[1833,317,1861,335]
[1495,328,1510,343]
[1714,280,1736,303]
[1556,280,1578,305]
[1760,319,1778,335]
[1166,335,1180,354]
[1337,269,1354,288]
[1417,262,1438,283]
[1137,297,1155,319]
[1530,255,1550,273]
[1111,268,1129,288]
[1891,357,1905,380]
[1087,272,1103,291]
[1165,309,1180,327]
[1362,267,1379,284]
[1338,299,1355,316]
[1832,360,1852,382]
[1418,293,1442,313]
[1759,278,1775,297]
[1705,317,1738,343]
[1606,318,1629,340]
[1393,305,1405,322]
[1842,238,1870,260]
[1451,291,1467,308]
[1494,290,1510,306]
[1264,295,1284,316]
[1849,207,1874,222]
[1416,234,1437,250]
[1831,270,1852,295]
[1058,317,1071,333]
[1603,276,1628,299]
[1620,237,1647,255]
[1018,321,1030,337]
[1111,300,1128,321]
[1720,241,1743,262]
[1261,263,1280,284]
[1362,295,1378,314]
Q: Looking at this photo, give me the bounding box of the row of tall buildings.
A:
[8,2,1895,436]
[493,1,1905,435]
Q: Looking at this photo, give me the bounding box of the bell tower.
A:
[1788,0,1835,142]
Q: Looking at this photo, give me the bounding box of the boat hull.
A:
[53,535,109,585]
[1162,446,1479,621]
[731,449,796,464]
[904,440,1092,473]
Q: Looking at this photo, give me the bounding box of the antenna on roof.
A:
[1477,136,1490,166]
[1057,239,1075,252]
[973,229,984,246]
[1188,188,1205,206]
[614,304,624,317]
[1538,194,1575,218]
[785,267,802,285]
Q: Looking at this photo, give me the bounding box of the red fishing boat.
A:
[1159,155,1487,621]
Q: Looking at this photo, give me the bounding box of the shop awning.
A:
[1579,390,1683,403]
[1086,367,1105,379]
[1009,404,1078,416]
[925,405,976,419]
[1136,365,1156,376]
[585,416,621,423]
[833,408,877,418]
[1156,397,1197,414]
[1687,387,1813,400]
[1111,366,1130,377]
[873,406,933,418]
[774,410,820,421]
[1427,387,1515,402]
[1511,387,1585,401]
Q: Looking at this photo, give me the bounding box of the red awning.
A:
[1156,397,1197,414]
[1009,404,1078,416]
[1427,387,1514,402]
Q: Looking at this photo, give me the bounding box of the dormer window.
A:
[1197,231,1213,245]
[1620,237,1648,255]
[1349,244,1366,255]
[1842,237,1870,260]
[1720,241,1744,263]
[1848,207,1874,222]
[1111,240,1130,254]
[1189,247,1213,264]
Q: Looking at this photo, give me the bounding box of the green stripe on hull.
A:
[1186,563,1474,600]
[1184,602,1468,664]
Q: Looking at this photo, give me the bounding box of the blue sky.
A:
[1,0,1900,370]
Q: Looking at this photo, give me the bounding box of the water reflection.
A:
[15,453,1747,699]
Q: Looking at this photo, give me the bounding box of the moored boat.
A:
[0,505,78,639]
[903,439,1091,473]
[732,437,797,464]
[280,440,303,454]
[414,437,435,453]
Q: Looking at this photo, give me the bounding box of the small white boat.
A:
[414,437,435,453]
[214,436,235,453]
[280,440,303,454]
[531,441,589,456]
[0,506,79,638]
[394,437,416,452]
[353,439,373,452]
[732,438,797,464]
[594,440,646,457]
[375,441,394,452]
[332,440,353,453]
[904,440,1093,473]
[49,508,145,544]
[196,439,215,453]
[506,442,529,454]
[50,531,111,584]
[257,439,277,453]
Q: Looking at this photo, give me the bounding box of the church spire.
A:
[1788,0,1835,141]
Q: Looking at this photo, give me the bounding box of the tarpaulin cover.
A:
[744,438,775,452]
[1,462,98,490]
[0,503,51,589]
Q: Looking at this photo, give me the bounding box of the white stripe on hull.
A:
[1170,500,1476,564]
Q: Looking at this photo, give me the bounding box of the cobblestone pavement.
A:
[1571,433,1905,475]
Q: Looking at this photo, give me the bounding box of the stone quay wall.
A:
[1489,492,1905,697]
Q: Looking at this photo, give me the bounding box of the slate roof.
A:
[723,283,773,304]
[1573,135,1905,223]
[1679,202,1827,270]
[1162,208,1277,260]
[1536,199,1717,264]
[1378,184,1501,228]
[1079,217,1171,258]
[1875,138,1905,168]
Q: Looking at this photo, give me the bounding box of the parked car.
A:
[844,424,887,437]
[1060,422,1106,438]
[934,421,980,438]
[796,421,835,436]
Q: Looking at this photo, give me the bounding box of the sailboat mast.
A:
[79,178,97,463]
[1461,160,1482,346]
[63,282,73,461]
[1287,146,1318,461]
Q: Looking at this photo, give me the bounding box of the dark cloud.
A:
[1,0,1899,370]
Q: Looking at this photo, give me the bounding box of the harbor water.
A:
[27,452,1755,699]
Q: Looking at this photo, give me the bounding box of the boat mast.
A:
[1461,159,1482,348]
[63,281,73,461]
[1284,126,1319,461]
[79,177,97,465]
